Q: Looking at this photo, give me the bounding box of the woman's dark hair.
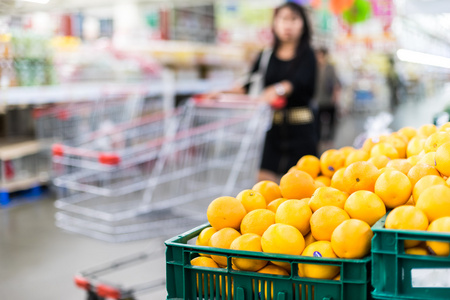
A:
[273,2,312,61]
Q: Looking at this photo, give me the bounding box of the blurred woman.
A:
[214,2,317,182]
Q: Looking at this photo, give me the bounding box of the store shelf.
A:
[0,79,233,105]
[0,175,49,193]
[0,140,43,161]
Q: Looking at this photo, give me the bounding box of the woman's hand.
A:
[261,86,279,104]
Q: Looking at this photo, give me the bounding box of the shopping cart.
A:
[53,95,271,242]
[74,245,166,300]
[32,93,163,145]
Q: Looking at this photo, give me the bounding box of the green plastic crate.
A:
[166,224,371,300]
[371,214,450,300]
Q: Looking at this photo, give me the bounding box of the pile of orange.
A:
[193,123,450,280]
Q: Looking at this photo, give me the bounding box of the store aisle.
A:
[1,85,450,300]
[0,198,167,300]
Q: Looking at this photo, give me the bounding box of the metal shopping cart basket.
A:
[33,92,163,146]
[53,95,271,243]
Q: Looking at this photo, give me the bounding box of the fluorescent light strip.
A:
[397,49,450,69]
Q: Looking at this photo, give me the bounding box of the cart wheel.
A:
[87,291,105,300]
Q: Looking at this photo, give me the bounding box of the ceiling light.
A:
[397,49,450,69]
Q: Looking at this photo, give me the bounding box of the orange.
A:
[447,177,450,185]
[252,181,282,205]
[345,149,370,167]
[426,217,450,256]
[333,274,341,281]
[343,161,380,194]
[240,209,275,236]
[424,132,450,153]
[315,175,331,187]
[236,189,267,212]
[405,247,428,255]
[331,219,373,259]
[320,149,345,177]
[391,132,409,144]
[407,163,440,187]
[304,232,317,248]
[417,152,436,166]
[413,175,447,204]
[296,155,321,178]
[418,124,437,138]
[416,185,450,222]
[379,167,397,175]
[267,198,288,213]
[407,137,425,157]
[330,168,346,191]
[258,264,289,276]
[207,197,246,230]
[191,256,219,296]
[368,155,390,169]
[385,135,407,158]
[309,186,348,212]
[315,180,326,188]
[275,199,312,236]
[375,170,412,209]
[298,241,339,279]
[230,234,267,271]
[310,206,350,241]
[440,122,450,133]
[407,155,422,166]
[362,138,377,153]
[279,170,316,200]
[209,228,241,266]
[386,159,412,175]
[196,227,218,250]
[261,224,305,268]
[398,127,417,141]
[340,146,355,157]
[385,206,429,248]
[288,166,298,173]
[370,142,399,159]
[435,141,450,176]
[344,191,386,226]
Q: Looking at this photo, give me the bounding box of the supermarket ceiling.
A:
[3,0,450,14]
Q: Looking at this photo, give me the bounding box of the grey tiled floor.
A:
[1,84,450,299]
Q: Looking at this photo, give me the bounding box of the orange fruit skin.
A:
[315,175,331,187]
[320,149,345,177]
[310,206,350,241]
[267,198,288,213]
[412,175,447,204]
[240,209,275,236]
[385,206,429,248]
[344,190,386,226]
[418,124,437,138]
[426,217,450,256]
[368,155,391,169]
[435,142,450,177]
[370,142,400,160]
[309,186,348,212]
[279,170,316,200]
[398,127,417,141]
[258,264,289,276]
[385,135,407,158]
[298,241,339,279]
[424,132,450,153]
[375,170,412,209]
[236,189,267,213]
[209,228,241,266]
[252,181,283,205]
[330,168,346,191]
[386,159,413,175]
[343,161,380,194]
[362,138,377,153]
[230,234,267,271]
[407,163,440,188]
[345,150,369,167]
[331,219,373,259]
[275,199,313,236]
[207,196,246,230]
[407,137,425,158]
[296,155,321,178]
[416,185,450,222]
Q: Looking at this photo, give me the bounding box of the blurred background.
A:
[0,0,450,299]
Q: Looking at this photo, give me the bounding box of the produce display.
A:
[192,122,450,280]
